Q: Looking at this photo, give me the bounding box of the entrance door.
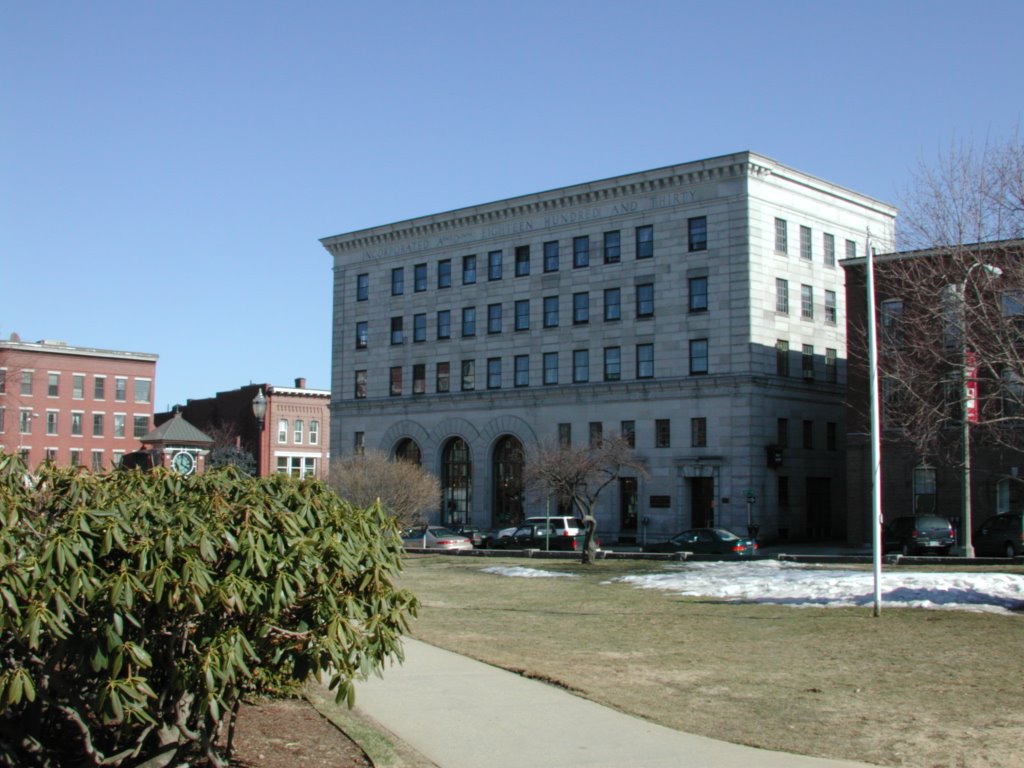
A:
[619,477,638,543]
[805,477,832,539]
[690,477,714,528]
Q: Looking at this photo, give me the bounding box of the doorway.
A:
[690,477,714,528]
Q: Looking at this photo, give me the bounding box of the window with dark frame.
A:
[801,284,814,319]
[621,420,635,448]
[438,259,452,289]
[636,343,654,379]
[462,255,477,284]
[461,360,475,391]
[514,355,529,387]
[515,299,530,330]
[802,344,814,380]
[777,417,789,447]
[604,230,621,263]
[573,292,589,324]
[413,364,426,395]
[543,352,558,385]
[636,225,653,259]
[776,340,789,376]
[589,421,603,447]
[776,277,789,313]
[604,346,621,381]
[355,370,367,399]
[824,290,837,325]
[414,263,427,292]
[515,245,530,276]
[390,316,403,345]
[437,309,451,339]
[543,241,559,272]
[691,417,707,448]
[573,349,589,383]
[436,362,450,393]
[487,303,502,334]
[488,250,503,281]
[689,339,708,375]
[604,287,621,321]
[774,218,788,253]
[800,225,812,260]
[356,321,368,349]
[413,313,426,342]
[688,276,708,312]
[357,273,369,300]
[573,236,590,268]
[688,216,707,251]
[543,295,559,327]
[823,233,835,266]
[655,419,671,448]
[391,267,404,296]
[487,358,501,389]
[389,366,402,396]
[636,283,654,318]
[462,306,476,337]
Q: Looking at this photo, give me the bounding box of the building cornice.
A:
[0,339,158,362]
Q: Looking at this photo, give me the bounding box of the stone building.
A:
[321,152,896,544]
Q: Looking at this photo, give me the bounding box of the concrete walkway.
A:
[347,638,875,768]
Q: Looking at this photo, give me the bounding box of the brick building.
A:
[0,335,158,470]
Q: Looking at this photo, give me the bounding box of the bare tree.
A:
[329,450,441,529]
[204,423,257,475]
[524,433,647,564]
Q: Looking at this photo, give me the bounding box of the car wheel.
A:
[1007,543,1017,559]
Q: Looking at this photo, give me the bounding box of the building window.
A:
[115,377,127,402]
[636,343,654,379]
[71,411,83,436]
[461,360,475,391]
[691,417,707,448]
[558,423,572,447]
[413,313,427,342]
[543,296,559,328]
[47,411,58,435]
[277,456,317,479]
[134,379,151,404]
[91,413,103,437]
[487,358,502,389]
[292,419,303,443]
[655,419,671,448]
[802,344,814,380]
[776,278,789,314]
[487,303,502,334]
[91,451,103,471]
[824,290,837,325]
[604,230,621,263]
[778,476,789,506]
[688,276,708,312]
[845,239,857,260]
[354,432,365,455]
[21,370,33,396]
[777,418,789,448]
[278,419,288,443]
[72,374,84,399]
[356,321,368,349]
[20,409,32,434]
[823,233,835,266]
[437,309,451,339]
[774,218,788,253]
[413,364,426,394]
[94,376,105,400]
[543,352,558,385]
[462,306,476,337]
[543,241,559,272]
[45,448,57,463]
[604,347,621,381]
[436,362,450,393]
[0,406,4,433]
[604,288,621,321]
[621,420,636,448]
[801,284,814,320]
[514,355,529,387]
[488,250,503,281]
[881,299,903,345]
[462,255,477,284]
[775,340,790,376]
[514,299,530,331]
[573,349,589,383]
[635,225,653,259]
[515,245,530,276]
[357,273,369,300]
[800,225,812,260]
[414,263,427,292]
[573,292,589,324]
[688,216,707,252]
[573,236,590,268]
[825,348,838,383]
[391,267,404,296]
[355,370,367,399]
[689,339,709,375]
[390,366,403,396]
[48,373,59,397]
[70,449,82,467]
[438,259,452,289]
[134,415,149,439]
[636,283,654,318]
[0,369,6,394]
[802,420,813,449]
[826,421,837,451]
[390,316,404,345]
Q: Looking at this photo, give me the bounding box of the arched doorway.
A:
[394,438,422,465]
[491,435,524,528]
[441,437,471,526]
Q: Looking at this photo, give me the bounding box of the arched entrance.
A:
[394,438,422,465]
[491,435,525,528]
[441,437,471,526]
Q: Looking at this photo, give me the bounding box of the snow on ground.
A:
[481,561,1024,614]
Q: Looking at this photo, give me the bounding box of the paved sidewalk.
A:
[346,638,875,768]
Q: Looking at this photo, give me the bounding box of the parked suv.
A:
[484,516,586,548]
[883,515,956,555]
[974,513,1024,558]
[490,523,590,551]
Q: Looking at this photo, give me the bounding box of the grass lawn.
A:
[400,555,1024,768]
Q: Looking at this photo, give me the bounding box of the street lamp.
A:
[959,262,1002,558]
[252,388,267,431]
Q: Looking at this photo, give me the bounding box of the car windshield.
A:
[429,527,460,537]
[715,529,741,541]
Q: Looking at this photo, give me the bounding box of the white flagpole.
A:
[865,229,883,616]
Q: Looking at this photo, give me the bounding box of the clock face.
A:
[171,450,196,475]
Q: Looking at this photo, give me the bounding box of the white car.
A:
[400,526,473,551]
[488,516,586,546]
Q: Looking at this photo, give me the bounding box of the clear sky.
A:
[3,0,1021,410]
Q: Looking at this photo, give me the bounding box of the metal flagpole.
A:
[865,229,883,616]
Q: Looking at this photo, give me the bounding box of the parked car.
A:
[489,523,592,551]
[400,526,473,551]
[450,525,486,547]
[483,516,586,548]
[973,513,1024,557]
[882,515,956,555]
[642,528,758,557]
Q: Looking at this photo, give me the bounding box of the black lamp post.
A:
[252,388,267,431]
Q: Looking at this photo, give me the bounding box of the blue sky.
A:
[3,1,1021,410]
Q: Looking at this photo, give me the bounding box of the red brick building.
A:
[159,379,330,478]
[0,335,158,470]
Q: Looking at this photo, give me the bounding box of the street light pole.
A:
[252,388,267,477]
[959,262,1002,558]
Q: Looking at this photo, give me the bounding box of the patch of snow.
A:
[482,566,577,579]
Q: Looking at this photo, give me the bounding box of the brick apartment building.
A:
[0,335,158,470]
[159,379,330,479]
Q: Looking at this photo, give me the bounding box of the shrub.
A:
[0,453,417,767]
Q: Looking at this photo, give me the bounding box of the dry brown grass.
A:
[401,555,1024,768]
